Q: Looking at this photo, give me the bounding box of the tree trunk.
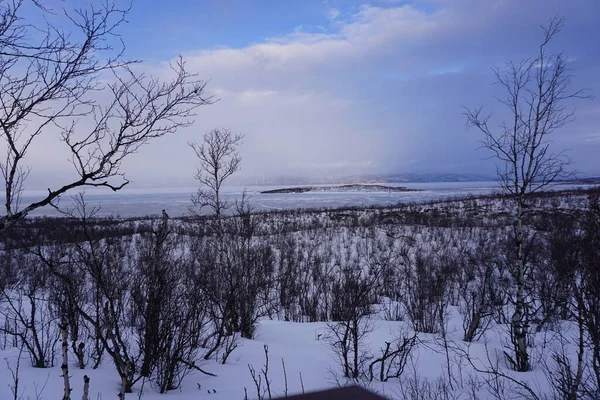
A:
[74,342,85,370]
[353,319,360,380]
[119,375,127,400]
[511,199,530,372]
[82,375,90,400]
[61,323,71,400]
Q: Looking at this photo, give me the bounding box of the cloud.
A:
[326,8,340,22]
[99,0,600,182]
[584,135,600,142]
[237,90,279,104]
[11,0,600,190]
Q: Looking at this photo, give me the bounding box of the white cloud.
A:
[584,135,600,142]
[237,90,278,104]
[118,1,600,180]
[326,8,340,22]
[11,0,600,190]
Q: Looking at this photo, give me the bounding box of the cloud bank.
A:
[19,0,600,188]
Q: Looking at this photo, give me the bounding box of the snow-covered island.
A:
[260,184,422,194]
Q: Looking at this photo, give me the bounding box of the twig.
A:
[299,372,305,394]
[281,358,288,397]
[174,358,217,377]
[6,343,25,400]
[262,345,272,400]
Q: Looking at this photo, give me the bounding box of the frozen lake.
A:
[8,182,503,218]
[8,180,595,218]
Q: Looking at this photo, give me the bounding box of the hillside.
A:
[260,184,421,194]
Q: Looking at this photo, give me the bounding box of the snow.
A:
[1,186,597,399]
[0,309,568,399]
[6,182,502,218]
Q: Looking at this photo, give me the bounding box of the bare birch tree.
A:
[0,1,214,231]
[189,128,243,352]
[464,17,591,372]
[188,128,243,232]
[188,127,243,276]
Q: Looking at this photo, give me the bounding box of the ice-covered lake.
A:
[8,181,592,218]
[5,182,499,218]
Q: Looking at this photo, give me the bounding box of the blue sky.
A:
[15,0,600,186]
[120,1,440,59]
[122,0,340,57]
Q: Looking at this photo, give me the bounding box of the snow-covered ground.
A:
[1,187,597,399]
[0,308,574,400]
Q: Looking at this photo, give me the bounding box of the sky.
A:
[12,0,600,187]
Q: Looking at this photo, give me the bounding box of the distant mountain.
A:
[260,184,422,194]
[557,176,600,185]
[236,172,494,186]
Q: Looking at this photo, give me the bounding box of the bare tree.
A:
[0,1,214,231]
[464,17,591,372]
[188,127,243,293]
[0,250,59,368]
[368,328,417,382]
[327,258,378,380]
[188,127,243,229]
